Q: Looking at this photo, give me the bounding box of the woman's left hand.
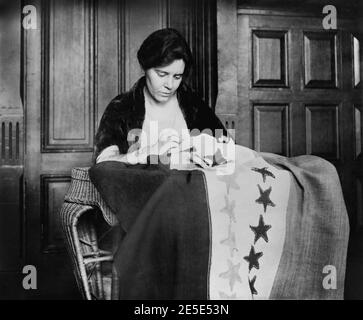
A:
[189,133,220,158]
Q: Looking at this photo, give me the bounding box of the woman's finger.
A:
[190,152,209,169]
[159,140,180,155]
[179,138,193,152]
[190,133,219,157]
[166,134,180,144]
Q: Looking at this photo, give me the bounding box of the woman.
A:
[94,28,230,168]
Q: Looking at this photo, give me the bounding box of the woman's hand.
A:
[149,139,180,157]
[190,133,219,158]
[136,129,182,164]
[154,129,181,155]
[185,133,235,167]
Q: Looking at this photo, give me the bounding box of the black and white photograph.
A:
[0,0,363,304]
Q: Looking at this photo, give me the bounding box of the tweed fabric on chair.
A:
[59,167,120,300]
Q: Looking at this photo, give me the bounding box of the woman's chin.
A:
[156,95,172,103]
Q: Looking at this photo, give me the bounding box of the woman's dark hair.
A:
[137,28,193,78]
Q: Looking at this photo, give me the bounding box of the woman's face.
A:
[144,59,185,105]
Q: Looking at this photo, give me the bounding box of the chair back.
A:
[65,167,118,226]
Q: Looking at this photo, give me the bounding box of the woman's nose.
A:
[164,77,173,90]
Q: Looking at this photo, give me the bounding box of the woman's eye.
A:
[174,75,182,80]
[157,72,167,77]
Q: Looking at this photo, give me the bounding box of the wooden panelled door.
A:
[233,9,363,228]
[23,0,216,299]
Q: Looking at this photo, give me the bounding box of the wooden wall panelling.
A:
[216,0,239,143]
[352,31,363,157]
[305,104,340,160]
[351,32,363,106]
[0,1,24,275]
[0,2,23,112]
[303,31,338,89]
[355,105,363,229]
[355,105,362,157]
[234,1,361,231]
[216,0,238,113]
[95,0,121,124]
[205,0,217,108]
[24,0,88,299]
[197,0,217,108]
[353,16,363,231]
[168,0,217,108]
[42,0,94,152]
[252,30,288,88]
[40,175,70,253]
[336,28,356,224]
[253,103,290,156]
[352,35,361,88]
[357,179,363,228]
[190,0,217,106]
[168,0,190,41]
[0,167,23,270]
[123,0,168,90]
[24,0,42,267]
[0,115,23,166]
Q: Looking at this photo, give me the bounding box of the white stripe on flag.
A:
[203,150,291,300]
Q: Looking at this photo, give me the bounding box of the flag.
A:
[89,145,349,299]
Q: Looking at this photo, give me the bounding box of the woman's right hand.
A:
[137,129,182,163]
[145,139,180,161]
[151,129,181,156]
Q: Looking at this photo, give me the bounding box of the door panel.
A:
[305,104,340,159]
[303,32,338,88]
[44,0,94,152]
[231,9,362,228]
[253,103,289,155]
[252,30,288,88]
[40,175,71,253]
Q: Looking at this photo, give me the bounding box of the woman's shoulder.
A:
[103,77,145,118]
[103,91,136,119]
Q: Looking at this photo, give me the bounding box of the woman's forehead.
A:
[155,59,185,74]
